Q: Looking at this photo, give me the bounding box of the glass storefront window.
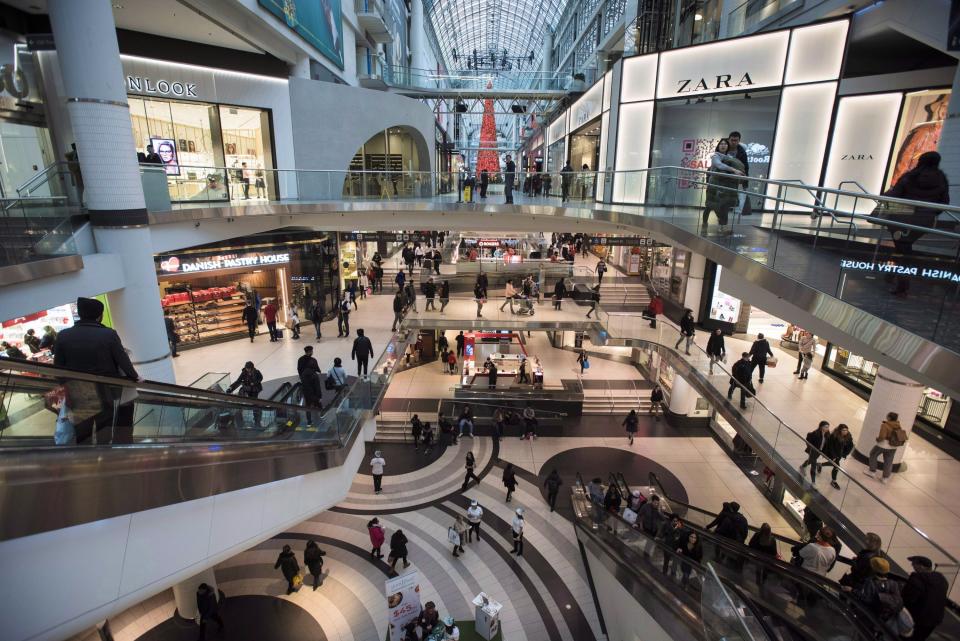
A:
[648,90,780,208]
[343,127,426,198]
[546,139,566,197]
[129,97,275,203]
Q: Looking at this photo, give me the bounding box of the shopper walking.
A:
[351,328,374,376]
[163,310,180,358]
[799,421,830,484]
[298,346,323,413]
[461,451,480,490]
[795,331,816,376]
[367,518,385,559]
[544,469,563,512]
[370,450,386,494]
[585,285,600,318]
[195,583,224,641]
[474,281,485,318]
[410,413,423,448]
[502,463,518,502]
[623,409,639,445]
[310,299,324,340]
[866,411,908,483]
[727,352,755,409]
[675,309,695,355]
[242,300,258,342]
[388,529,410,573]
[450,516,468,557]
[553,277,566,310]
[391,291,405,332]
[423,278,437,311]
[650,384,664,421]
[466,500,483,542]
[404,281,417,313]
[561,161,573,202]
[511,508,525,555]
[646,293,663,328]
[303,540,327,590]
[439,280,450,313]
[455,330,465,357]
[903,555,949,641]
[263,300,279,341]
[749,333,774,383]
[702,138,745,234]
[274,545,301,594]
[596,259,607,285]
[337,296,350,337]
[706,329,726,374]
[504,154,516,204]
[576,350,589,375]
[822,423,854,489]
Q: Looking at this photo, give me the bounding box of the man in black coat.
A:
[391,291,405,332]
[903,555,948,641]
[455,331,465,357]
[424,278,437,310]
[242,301,258,342]
[53,297,140,444]
[504,155,516,204]
[749,333,774,383]
[561,162,573,202]
[298,345,323,411]
[727,352,755,409]
[351,328,374,376]
[715,501,748,543]
[196,583,224,641]
[799,421,830,483]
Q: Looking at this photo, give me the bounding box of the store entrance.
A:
[568,120,601,201]
[0,120,55,198]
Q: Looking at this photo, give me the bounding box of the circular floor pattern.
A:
[536,446,689,516]
[137,595,326,641]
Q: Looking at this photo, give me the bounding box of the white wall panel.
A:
[785,21,848,85]
[596,111,610,203]
[620,54,658,103]
[766,82,837,209]
[569,80,604,131]
[602,70,613,112]
[208,483,269,553]
[548,112,568,145]
[613,101,654,203]
[823,93,902,213]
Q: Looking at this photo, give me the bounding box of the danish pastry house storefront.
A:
[120,55,295,203]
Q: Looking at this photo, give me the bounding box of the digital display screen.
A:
[150,136,180,176]
[709,266,742,323]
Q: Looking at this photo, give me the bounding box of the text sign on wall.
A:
[656,31,789,99]
[587,236,656,246]
[156,252,290,274]
[570,81,603,130]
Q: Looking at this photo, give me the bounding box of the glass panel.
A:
[219,105,273,202]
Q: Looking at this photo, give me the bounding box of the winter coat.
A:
[502,467,517,490]
[706,333,725,357]
[369,524,386,548]
[274,550,300,580]
[390,531,408,557]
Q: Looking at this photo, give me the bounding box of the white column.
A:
[936,66,960,204]
[48,0,174,382]
[171,568,218,621]
[854,366,924,467]
[668,374,697,416]
[683,253,707,321]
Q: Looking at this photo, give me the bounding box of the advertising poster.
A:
[385,571,421,641]
[259,0,344,70]
[709,266,742,323]
[150,137,180,176]
[886,89,951,188]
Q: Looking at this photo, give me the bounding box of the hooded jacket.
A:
[876,419,905,448]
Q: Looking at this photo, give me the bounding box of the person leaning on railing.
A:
[881,151,949,256]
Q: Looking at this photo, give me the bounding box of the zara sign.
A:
[126,76,199,98]
[656,31,789,98]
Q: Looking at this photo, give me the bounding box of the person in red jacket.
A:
[647,294,664,328]
[263,301,280,342]
[367,517,385,559]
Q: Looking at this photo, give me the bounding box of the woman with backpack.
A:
[866,412,908,484]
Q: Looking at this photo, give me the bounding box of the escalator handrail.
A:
[588,480,897,641]
[0,360,316,413]
[267,381,293,403]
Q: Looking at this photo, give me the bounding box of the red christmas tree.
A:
[475,82,500,176]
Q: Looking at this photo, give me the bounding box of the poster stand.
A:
[472,592,502,640]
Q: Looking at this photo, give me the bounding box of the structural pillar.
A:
[48,0,174,382]
[668,375,697,416]
[853,366,924,471]
[683,253,707,320]
[171,568,219,621]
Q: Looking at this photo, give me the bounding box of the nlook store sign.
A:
[156,251,290,275]
[656,31,789,99]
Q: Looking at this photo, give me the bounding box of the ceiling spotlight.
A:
[695,97,706,104]
[694,13,702,21]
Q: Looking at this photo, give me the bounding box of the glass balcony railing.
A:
[0,196,78,268]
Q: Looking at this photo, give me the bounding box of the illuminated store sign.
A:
[840,259,960,282]
[570,81,603,129]
[157,252,290,274]
[656,31,789,98]
[126,76,199,97]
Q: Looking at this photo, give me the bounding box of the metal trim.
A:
[875,371,925,387]
[66,97,129,108]
[0,254,84,287]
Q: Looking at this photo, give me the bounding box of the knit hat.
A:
[870,557,890,575]
[76,297,104,320]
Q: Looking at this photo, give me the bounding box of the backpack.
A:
[887,427,908,447]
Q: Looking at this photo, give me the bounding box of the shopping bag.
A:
[766,357,778,368]
[54,403,76,445]
[291,574,303,591]
[583,358,590,370]
[447,527,461,546]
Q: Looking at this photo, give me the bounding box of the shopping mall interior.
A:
[2,1,960,641]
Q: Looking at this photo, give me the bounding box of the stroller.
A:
[510,297,535,316]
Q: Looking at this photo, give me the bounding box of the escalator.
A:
[573,473,898,641]
[646,472,960,641]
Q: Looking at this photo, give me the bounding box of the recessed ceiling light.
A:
[694,13,703,20]
[113,3,124,8]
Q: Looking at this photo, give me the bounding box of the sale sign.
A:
[385,571,422,641]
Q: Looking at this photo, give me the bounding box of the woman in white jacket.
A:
[702,138,745,234]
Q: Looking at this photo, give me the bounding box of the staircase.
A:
[598,282,650,307]
[375,410,438,442]
[582,386,653,415]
